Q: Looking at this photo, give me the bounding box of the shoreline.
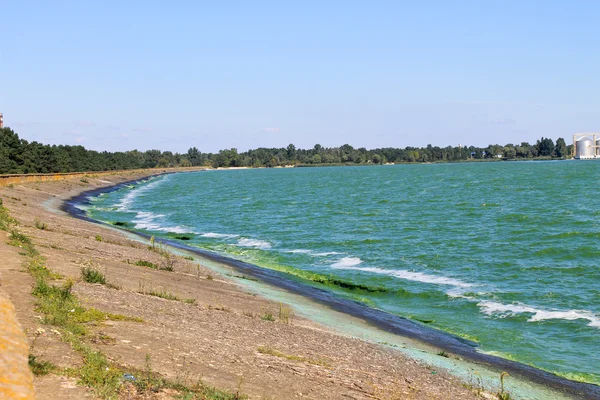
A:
[0,171,486,399]
[62,171,600,399]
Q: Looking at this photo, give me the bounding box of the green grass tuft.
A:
[28,354,56,375]
[139,287,195,304]
[278,303,294,324]
[27,256,62,280]
[33,278,141,336]
[74,339,122,398]
[81,266,107,284]
[0,203,17,230]
[260,312,275,322]
[34,218,48,230]
[134,260,158,269]
[126,355,247,399]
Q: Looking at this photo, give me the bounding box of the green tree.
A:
[286,144,296,160]
[554,138,567,158]
[187,147,202,166]
[536,137,555,157]
[503,146,516,159]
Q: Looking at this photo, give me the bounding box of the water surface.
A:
[85,162,600,384]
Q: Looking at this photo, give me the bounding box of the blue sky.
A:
[1,1,599,152]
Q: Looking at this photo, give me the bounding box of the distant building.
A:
[573,133,600,159]
[0,113,3,128]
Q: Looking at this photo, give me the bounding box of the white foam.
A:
[88,194,104,202]
[331,257,363,267]
[331,264,473,288]
[115,190,136,211]
[201,232,239,239]
[132,211,166,230]
[237,238,272,250]
[135,211,166,220]
[131,211,194,234]
[115,177,167,212]
[477,300,600,328]
[446,288,473,298]
[160,226,191,234]
[286,249,342,256]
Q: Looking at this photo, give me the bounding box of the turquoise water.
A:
[85,162,600,384]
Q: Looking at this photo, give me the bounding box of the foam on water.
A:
[445,288,473,298]
[115,177,167,211]
[331,257,363,267]
[331,264,473,288]
[116,189,138,211]
[313,251,342,256]
[478,300,600,328]
[286,249,342,256]
[237,238,272,249]
[132,211,193,234]
[161,225,193,234]
[132,211,165,230]
[201,232,239,239]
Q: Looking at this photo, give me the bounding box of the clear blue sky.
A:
[1,1,599,153]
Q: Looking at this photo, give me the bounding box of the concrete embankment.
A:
[0,285,35,399]
[0,167,207,187]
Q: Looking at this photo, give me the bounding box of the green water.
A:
[85,162,600,385]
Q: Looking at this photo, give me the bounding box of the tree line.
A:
[0,126,571,174]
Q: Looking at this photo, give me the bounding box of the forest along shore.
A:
[0,171,577,400]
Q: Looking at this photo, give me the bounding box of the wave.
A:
[132,211,193,234]
[477,300,600,328]
[115,176,167,212]
[201,232,239,239]
[237,238,272,250]
[287,249,313,254]
[115,188,139,211]
[331,264,473,288]
[446,288,475,298]
[286,249,342,256]
[313,251,342,256]
[132,211,165,230]
[331,257,363,267]
[88,193,106,202]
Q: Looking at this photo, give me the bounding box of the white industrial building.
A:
[573,133,600,159]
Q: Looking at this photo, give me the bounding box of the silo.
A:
[576,137,594,159]
[596,139,600,157]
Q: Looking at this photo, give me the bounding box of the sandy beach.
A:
[0,170,591,400]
